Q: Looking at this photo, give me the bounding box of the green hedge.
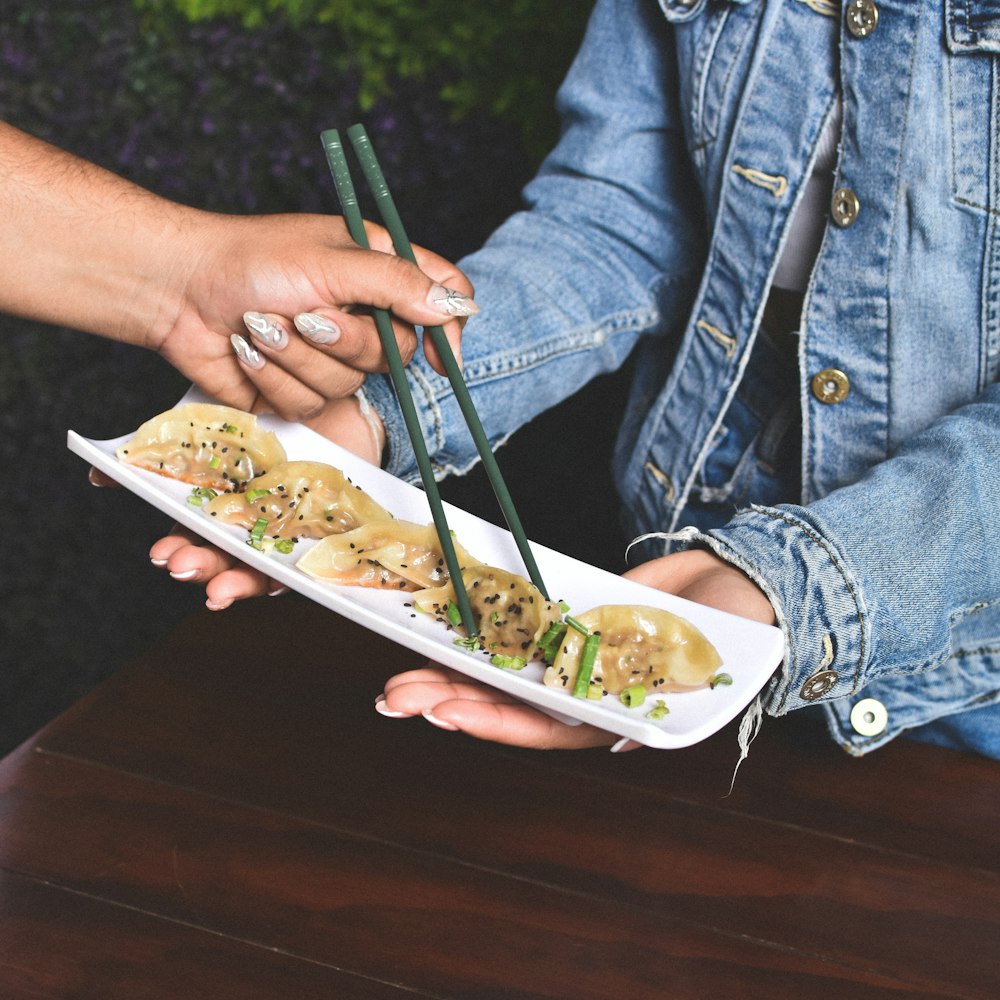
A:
[135,0,593,159]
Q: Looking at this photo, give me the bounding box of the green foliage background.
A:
[135,0,592,158]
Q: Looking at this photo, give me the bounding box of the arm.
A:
[0,120,475,425]
[364,0,706,482]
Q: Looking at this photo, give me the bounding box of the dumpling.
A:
[116,403,285,491]
[297,520,479,590]
[543,605,723,697]
[414,564,561,658]
[202,461,390,540]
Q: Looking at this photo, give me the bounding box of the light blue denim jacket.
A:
[363,0,1000,754]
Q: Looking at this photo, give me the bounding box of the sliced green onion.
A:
[565,615,590,637]
[558,600,570,614]
[490,654,527,671]
[445,601,463,627]
[454,634,482,651]
[619,685,646,708]
[490,610,501,624]
[646,699,670,720]
[571,633,601,699]
[187,486,218,507]
[208,454,221,470]
[273,538,295,555]
[537,620,567,663]
[247,517,269,550]
[245,488,271,503]
[710,672,733,689]
[222,423,239,433]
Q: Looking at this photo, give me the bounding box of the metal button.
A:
[831,187,861,227]
[800,669,839,701]
[850,698,888,737]
[811,369,850,404]
[846,0,879,39]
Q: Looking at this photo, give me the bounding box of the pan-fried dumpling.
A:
[116,403,285,491]
[297,521,479,590]
[202,461,390,540]
[543,605,723,697]
[414,564,561,658]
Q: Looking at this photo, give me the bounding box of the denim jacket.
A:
[363,0,1000,754]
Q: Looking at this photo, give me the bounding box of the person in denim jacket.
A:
[168,0,1000,757]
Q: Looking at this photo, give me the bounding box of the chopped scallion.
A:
[619,685,646,708]
[710,672,733,689]
[565,615,590,637]
[571,632,601,699]
[245,488,271,503]
[646,699,670,720]
[208,454,221,469]
[445,601,463,627]
[273,538,295,555]
[490,654,527,671]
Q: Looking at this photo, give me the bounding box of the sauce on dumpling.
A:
[203,461,390,540]
[116,403,285,491]
[544,604,723,696]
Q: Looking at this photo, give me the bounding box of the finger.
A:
[420,697,614,750]
[325,243,478,331]
[293,308,419,370]
[88,466,122,488]
[204,566,283,611]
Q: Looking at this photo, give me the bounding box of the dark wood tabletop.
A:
[0,593,997,999]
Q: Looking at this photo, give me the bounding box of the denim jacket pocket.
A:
[946,0,1000,52]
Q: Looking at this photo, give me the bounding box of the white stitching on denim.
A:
[818,633,835,670]
[792,0,838,17]
[697,319,738,358]
[643,462,676,503]
[731,164,789,198]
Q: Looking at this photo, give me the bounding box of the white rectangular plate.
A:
[68,390,783,748]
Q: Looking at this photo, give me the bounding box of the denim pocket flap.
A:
[947,0,1000,52]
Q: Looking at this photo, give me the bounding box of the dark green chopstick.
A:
[345,122,550,601]
[320,129,477,641]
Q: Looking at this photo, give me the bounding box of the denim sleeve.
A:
[693,383,1000,753]
[363,0,706,482]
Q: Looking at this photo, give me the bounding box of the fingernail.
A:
[150,558,168,568]
[87,468,107,487]
[294,312,341,345]
[422,709,460,731]
[169,568,199,581]
[426,284,479,317]
[375,694,412,719]
[267,584,289,598]
[243,311,287,349]
[231,334,265,370]
[206,598,233,612]
[610,737,642,754]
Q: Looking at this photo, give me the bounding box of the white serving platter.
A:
[68,389,783,748]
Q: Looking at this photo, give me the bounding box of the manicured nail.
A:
[231,333,264,370]
[375,694,412,719]
[294,312,341,345]
[610,737,641,754]
[150,557,168,568]
[267,584,289,598]
[426,284,479,317]
[422,709,460,731]
[243,311,287,349]
[87,467,107,487]
[206,598,233,612]
[169,568,199,581]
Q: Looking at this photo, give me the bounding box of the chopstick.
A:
[343,122,550,602]
[320,129,478,639]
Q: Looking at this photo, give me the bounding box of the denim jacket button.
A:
[831,187,861,227]
[850,697,888,736]
[800,669,839,700]
[811,368,851,404]
[846,0,879,39]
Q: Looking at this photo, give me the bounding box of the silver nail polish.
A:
[427,284,479,317]
[243,311,286,348]
[230,333,265,370]
[294,312,341,345]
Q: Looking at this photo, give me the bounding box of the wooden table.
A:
[0,594,996,999]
